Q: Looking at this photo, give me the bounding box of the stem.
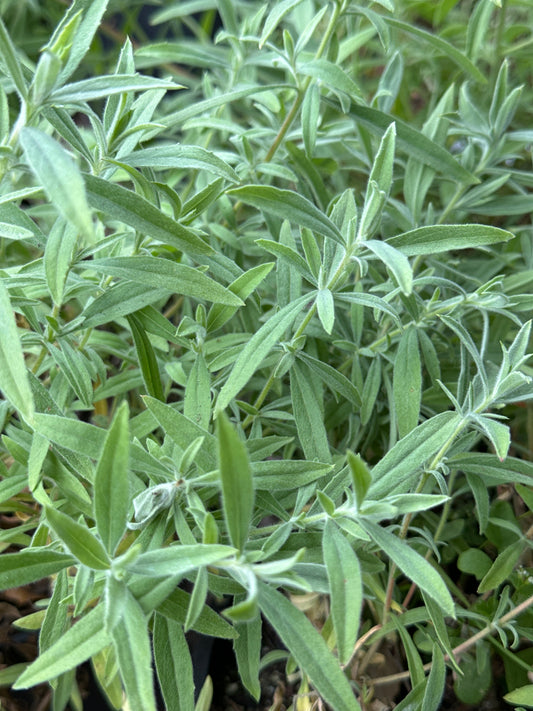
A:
[370,593,533,687]
[263,1,344,163]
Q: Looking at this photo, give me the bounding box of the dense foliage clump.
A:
[0,1,532,709]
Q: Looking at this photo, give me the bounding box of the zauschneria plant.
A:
[1,1,533,710]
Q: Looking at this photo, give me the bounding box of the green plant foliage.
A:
[1,1,533,709]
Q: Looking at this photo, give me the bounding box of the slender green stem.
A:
[371,592,533,687]
[263,1,344,163]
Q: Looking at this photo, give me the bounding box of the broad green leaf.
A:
[457,549,492,580]
[122,145,238,182]
[14,606,109,689]
[477,539,524,593]
[143,397,217,471]
[51,74,179,103]
[388,224,513,256]
[153,614,195,711]
[128,544,235,577]
[228,186,343,245]
[333,101,477,184]
[365,239,412,295]
[368,412,463,499]
[234,614,262,701]
[20,128,93,242]
[384,17,486,83]
[90,256,242,306]
[393,327,422,438]
[0,281,35,423]
[216,294,310,413]
[362,521,455,617]
[94,402,130,555]
[111,590,157,711]
[504,685,533,707]
[45,507,111,570]
[323,520,362,664]
[217,413,254,552]
[0,18,28,98]
[299,59,363,102]
[32,413,105,459]
[257,583,361,711]
[84,174,212,255]
[290,362,332,463]
[0,549,75,589]
[127,313,164,401]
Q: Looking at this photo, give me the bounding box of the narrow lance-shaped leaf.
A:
[362,520,455,617]
[384,17,486,83]
[216,294,311,413]
[393,327,422,438]
[331,100,478,184]
[257,583,362,711]
[365,239,412,295]
[290,362,332,463]
[259,0,306,47]
[0,18,28,98]
[0,550,75,590]
[127,313,164,401]
[122,145,238,182]
[94,401,130,555]
[128,544,235,577]
[50,74,180,104]
[234,614,262,701]
[0,281,35,423]
[323,520,363,664]
[217,413,255,552]
[368,412,463,499]
[388,224,513,256]
[299,59,364,103]
[84,174,213,256]
[111,590,157,711]
[153,614,195,711]
[14,606,109,689]
[45,507,111,570]
[90,256,242,306]
[57,0,109,83]
[228,186,344,246]
[20,128,93,242]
